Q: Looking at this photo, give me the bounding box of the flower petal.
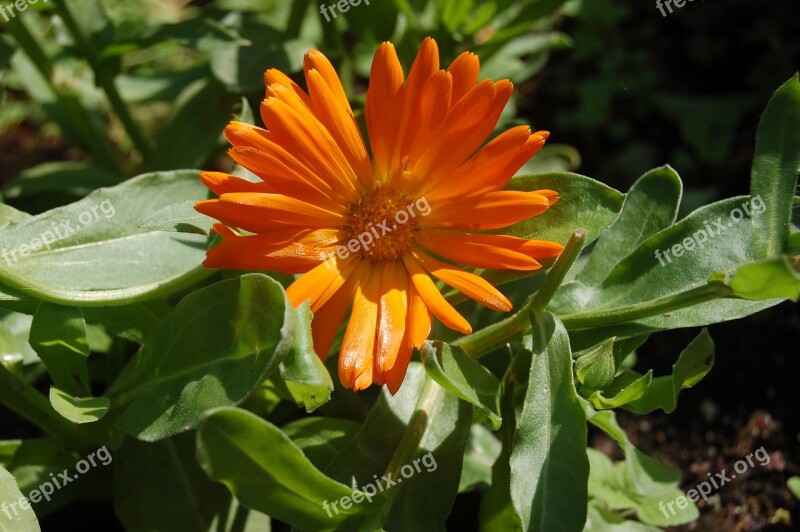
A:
[423,191,553,230]
[366,42,405,180]
[412,249,512,312]
[402,253,471,334]
[339,266,380,391]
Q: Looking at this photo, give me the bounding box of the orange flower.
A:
[196,38,563,393]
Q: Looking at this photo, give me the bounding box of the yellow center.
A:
[343,187,419,261]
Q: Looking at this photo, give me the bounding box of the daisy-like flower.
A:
[196,38,563,393]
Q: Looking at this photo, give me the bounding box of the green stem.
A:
[358,376,442,530]
[455,230,586,359]
[53,0,153,163]
[531,229,586,310]
[559,283,733,330]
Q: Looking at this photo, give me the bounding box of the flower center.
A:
[343,187,420,261]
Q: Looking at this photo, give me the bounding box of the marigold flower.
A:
[196,38,563,393]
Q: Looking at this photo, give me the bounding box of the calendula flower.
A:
[196,38,563,393]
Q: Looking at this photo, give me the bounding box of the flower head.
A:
[196,38,563,393]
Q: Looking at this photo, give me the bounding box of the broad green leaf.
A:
[29,303,90,396]
[140,200,215,235]
[0,204,31,229]
[720,257,800,301]
[271,303,333,412]
[81,300,173,344]
[197,407,368,531]
[459,424,502,494]
[0,465,40,532]
[421,340,502,429]
[510,311,588,531]
[750,75,800,258]
[575,337,616,389]
[282,417,361,471]
[577,166,682,286]
[506,173,625,246]
[114,433,232,531]
[587,370,652,410]
[584,502,660,532]
[0,171,213,306]
[553,196,783,335]
[637,489,699,526]
[627,330,714,414]
[324,364,471,531]
[0,310,36,366]
[108,274,294,441]
[48,387,109,424]
[479,352,526,532]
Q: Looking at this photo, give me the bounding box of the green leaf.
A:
[282,417,361,471]
[1,162,121,200]
[108,274,294,441]
[627,330,715,414]
[114,433,233,531]
[587,370,652,410]
[575,337,616,389]
[29,303,90,396]
[271,303,333,412]
[0,171,213,306]
[81,300,173,344]
[510,311,589,531]
[151,79,232,170]
[324,365,471,531]
[506,173,625,246]
[459,424,502,493]
[586,407,680,496]
[0,465,40,531]
[750,75,800,258]
[721,257,800,301]
[553,196,782,333]
[197,407,367,531]
[139,200,215,235]
[577,166,682,286]
[421,340,502,429]
[48,387,109,424]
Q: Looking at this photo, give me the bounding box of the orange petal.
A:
[412,249,512,312]
[416,230,543,271]
[406,281,432,349]
[392,37,440,170]
[403,70,453,173]
[366,42,405,180]
[263,68,311,106]
[376,261,408,373]
[261,96,361,201]
[339,266,380,391]
[311,260,368,361]
[423,128,548,201]
[384,336,413,395]
[447,51,480,104]
[304,50,351,117]
[197,193,344,230]
[401,253,471,334]
[286,254,356,312]
[306,69,374,187]
[423,191,552,230]
[199,171,270,195]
